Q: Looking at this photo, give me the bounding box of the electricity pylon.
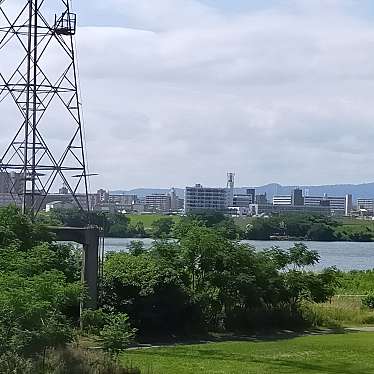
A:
[0,0,89,217]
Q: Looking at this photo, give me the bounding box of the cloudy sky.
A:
[4,0,374,190]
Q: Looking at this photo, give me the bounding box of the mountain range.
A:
[112,183,374,202]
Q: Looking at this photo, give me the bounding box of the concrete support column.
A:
[50,226,100,310]
[82,228,100,309]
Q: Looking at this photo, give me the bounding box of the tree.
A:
[307,223,336,241]
[127,241,146,256]
[100,314,137,354]
[151,217,174,238]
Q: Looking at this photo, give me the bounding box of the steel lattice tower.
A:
[0,0,89,217]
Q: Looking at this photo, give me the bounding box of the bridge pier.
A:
[50,226,100,310]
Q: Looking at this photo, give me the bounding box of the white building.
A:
[304,194,352,216]
[145,194,171,212]
[184,173,235,214]
[184,184,228,214]
[357,198,374,215]
[273,195,292,206]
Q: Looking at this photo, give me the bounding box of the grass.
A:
[122,332,374,374]
[302,297,374,328]
[126,214,181,230]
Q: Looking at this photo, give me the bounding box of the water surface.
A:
[104,238,374,272]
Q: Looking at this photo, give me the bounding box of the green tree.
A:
[151,217,175,238]
[100,314,137,354]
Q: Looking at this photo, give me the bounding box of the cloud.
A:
[2,0,374,189]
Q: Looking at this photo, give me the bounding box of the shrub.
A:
[101,314,137,354]
[41,347,140,374]
[0,352,33,374]
[81,309,110,335]
[362,294,374,309]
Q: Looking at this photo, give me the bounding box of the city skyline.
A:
[3,1,374,190]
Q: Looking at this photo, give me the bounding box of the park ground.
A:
[122,331,374,374]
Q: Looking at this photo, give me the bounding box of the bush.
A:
[362,294,374,309]
[0,352,33,374]
[41,347,140,374]
[81,309,110,335]
[300,298,374,328]
[101,314,137,354]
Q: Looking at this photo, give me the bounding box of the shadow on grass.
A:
[132,327,357,349]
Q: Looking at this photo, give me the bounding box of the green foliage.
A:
[301,297,374,328]
[362,294,374,309]
[0,207,83,365]
[174,213,242,240]
[100,314,137,354]
[81,309,110,335]
[307,223,336,241]
[337,270,374,295]
[0,347,140,374]
[127,241,146,256]
[151,217,175,238]
[102,221,340,335]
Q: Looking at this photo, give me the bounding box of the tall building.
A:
[96,189,109,204]
[184,184,228,214]
[256,193,268,205]
[292,188,304,206]
[170,188,179,211]
[145,194,171,212]
[247,189,256,204]
[226,173,235,206]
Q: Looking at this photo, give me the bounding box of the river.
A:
[103,238,374,272]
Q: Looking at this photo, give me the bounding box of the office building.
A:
[185,184,228,214]
[256,193,268,205]
[185,173,235,214]
[170,188,179,211]
[292,188,304,206]
[357,198,374,215]
[145,193,171,212]
[273,195,292,206]
[304,194,352,216]
[246,189,256,204]
[233,193,253,207]
[233,188,255,208]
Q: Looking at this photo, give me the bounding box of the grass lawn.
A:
[126,214,181,230]
[122,332,374,374]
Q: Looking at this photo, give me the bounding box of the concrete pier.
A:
[50,226,100,310]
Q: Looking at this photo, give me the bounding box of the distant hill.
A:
[112,183,374,201]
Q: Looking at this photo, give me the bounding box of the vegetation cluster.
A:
[100,215,340,336]
[0,206,137,373]
[3,206,374,373]
[242,214,374,241]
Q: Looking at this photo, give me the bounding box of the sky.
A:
[3,0,374,190]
